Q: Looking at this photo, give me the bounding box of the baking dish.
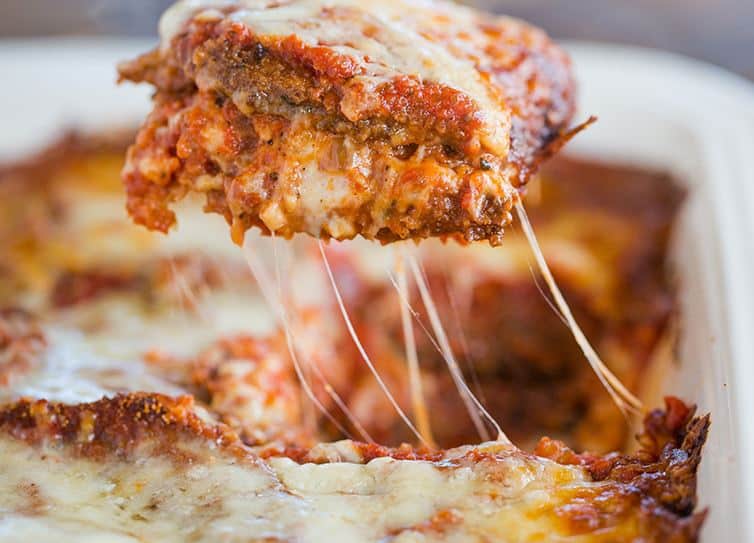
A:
[0,37,752,541]
[566,43,754,542]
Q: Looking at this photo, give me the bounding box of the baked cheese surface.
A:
[0,437,585,542]
[0,393,707,543]
[159,0,513,155]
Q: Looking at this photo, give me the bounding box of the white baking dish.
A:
[0,37,752,541]
[565,43,754,542]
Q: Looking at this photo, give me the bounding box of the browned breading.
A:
[0,393,243,461]
[536,397,709,542]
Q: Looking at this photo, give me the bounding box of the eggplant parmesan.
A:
[0,131,685,453]
[0,132,706,541]
[119,0,575,244]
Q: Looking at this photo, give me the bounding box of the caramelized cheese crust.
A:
[0,394,707,542]
[0,393,241,459]
[119,0,575,244]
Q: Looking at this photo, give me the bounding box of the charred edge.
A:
[518,116,597,187]
[535,396,710,517]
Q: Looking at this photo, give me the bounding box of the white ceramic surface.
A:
[566,43,754,543]
[0,37,752,541]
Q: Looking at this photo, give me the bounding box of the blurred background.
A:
[1,0,753,80]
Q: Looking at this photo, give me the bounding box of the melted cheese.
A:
[0,436,596,542]
[158,0,510,155]
[0,129,688,541]
[0,179,280,404]
[1,280,273,406]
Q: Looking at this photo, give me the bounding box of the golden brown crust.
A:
[119,1,575,244]
[0,393,244,460]
[536,397,709,542]
[536,398,708,512]
[0,391,705,474]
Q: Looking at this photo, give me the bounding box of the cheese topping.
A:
[0,434,594,543]
[1,281,274,401]
[159,0,511,156]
